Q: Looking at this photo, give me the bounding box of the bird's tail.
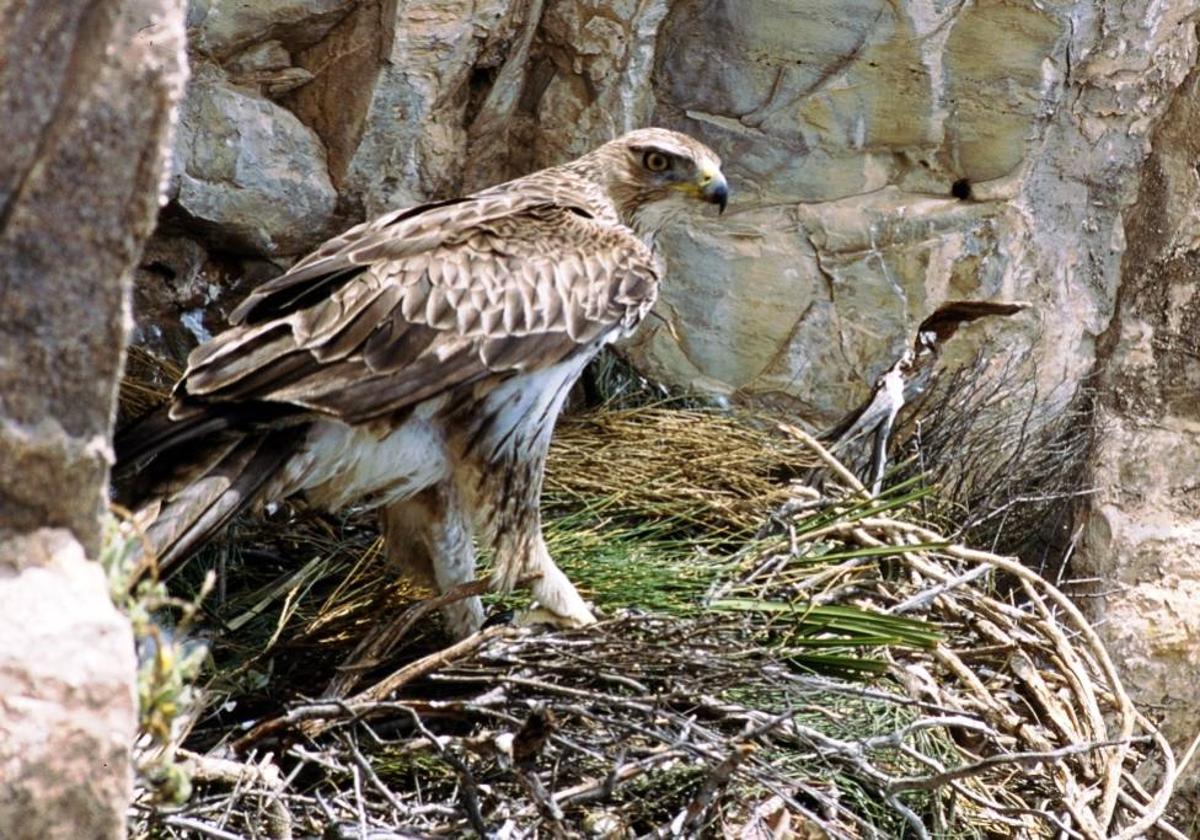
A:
[115,406,304,571]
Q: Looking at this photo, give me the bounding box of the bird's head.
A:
[577,127,728,237]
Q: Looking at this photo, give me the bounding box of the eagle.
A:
[117,128,729,638]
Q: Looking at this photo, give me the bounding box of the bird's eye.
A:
[643,150,672,172]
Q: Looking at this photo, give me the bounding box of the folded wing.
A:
[169,195,659,430]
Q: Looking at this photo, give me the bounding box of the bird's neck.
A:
[559,152,650,232]
[507,158,620,227]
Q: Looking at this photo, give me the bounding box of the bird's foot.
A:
[529,567,596,629]
[441,596,486,640]
[513,601,597,630]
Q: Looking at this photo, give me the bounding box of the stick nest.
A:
[117,385,1184,839]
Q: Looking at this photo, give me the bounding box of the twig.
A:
[888,738,1142,793]
[667,743,754,836]
[162,815,247,840]
[552,748,689,807]
[350,624,512,704]
[397,704,490,836]
[346,736,408,817]
[778,422,868,495]
[324,579,493,697]
[518,767,566,826]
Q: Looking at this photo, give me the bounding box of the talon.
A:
[482,608,516,629]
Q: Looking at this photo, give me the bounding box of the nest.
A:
[116,380,1186,838]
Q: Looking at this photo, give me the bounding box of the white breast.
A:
[474,353,594,463]
[274,400,452,511]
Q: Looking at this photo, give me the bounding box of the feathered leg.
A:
[380,484,485,638]
[488,505,595,629]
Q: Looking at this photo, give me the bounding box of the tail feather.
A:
[115,403,233,469]
[115,399,299,468]
[116,399,307,572]
[140,428,302,569]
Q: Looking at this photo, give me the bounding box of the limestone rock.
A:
[521,0,671,168]
[627,191,1020,421]
[301,0,526,215]
[226,40,315,98]
[0,0,186,836]
[228,40,294,75]
[641,0,1075,414]
[1080,59,1200,814]
[172,70,337,255]
[189,0,357,59]
[0,531,138,840]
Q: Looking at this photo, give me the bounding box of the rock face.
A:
[1079,62,1200,816]
[0,533,141,840]
[137,0,1200,804]
[0,0,187,836]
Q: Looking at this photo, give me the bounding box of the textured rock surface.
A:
[137,0,1200,803]
[172,67,337,255]
[188,0,356,59]
[637,0,1191,420]
[1079,61,1200,816]
[0,0,187,835]
[0,531,139,840]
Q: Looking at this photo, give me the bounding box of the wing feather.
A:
[172,191,658,428]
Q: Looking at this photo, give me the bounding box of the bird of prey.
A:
[117,128,729,638]
[823,300,1028,494]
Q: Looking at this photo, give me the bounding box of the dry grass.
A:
[547,407,818,536]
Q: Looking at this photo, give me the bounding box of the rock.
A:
[627,191,1019,420]
[0,0,186,836]
[189,0,357,59]
[299,0,527,215]
[0,530,138,840]
[172,69,338,255]
[132,234,230,363]
[227,41,315,98]
[234,66,316,99]
[520,0,671,168]
[1079,58,1200,813]
[640,0,1073,415]
[228,39,294,74]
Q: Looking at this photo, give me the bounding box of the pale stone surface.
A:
[627,191,1023,421]
[643,0,1192,418]
[0,531,138,840]
[189,0,356,58]
[172,68,338,255]
[1079,60,1200,815]
[333,0,525,214]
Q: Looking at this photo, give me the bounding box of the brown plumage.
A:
[117,128,728,636]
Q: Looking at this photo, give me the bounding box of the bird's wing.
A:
[174,195,658,426]
[916,300,1028,345]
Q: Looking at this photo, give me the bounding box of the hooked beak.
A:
[700,171,729,214]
